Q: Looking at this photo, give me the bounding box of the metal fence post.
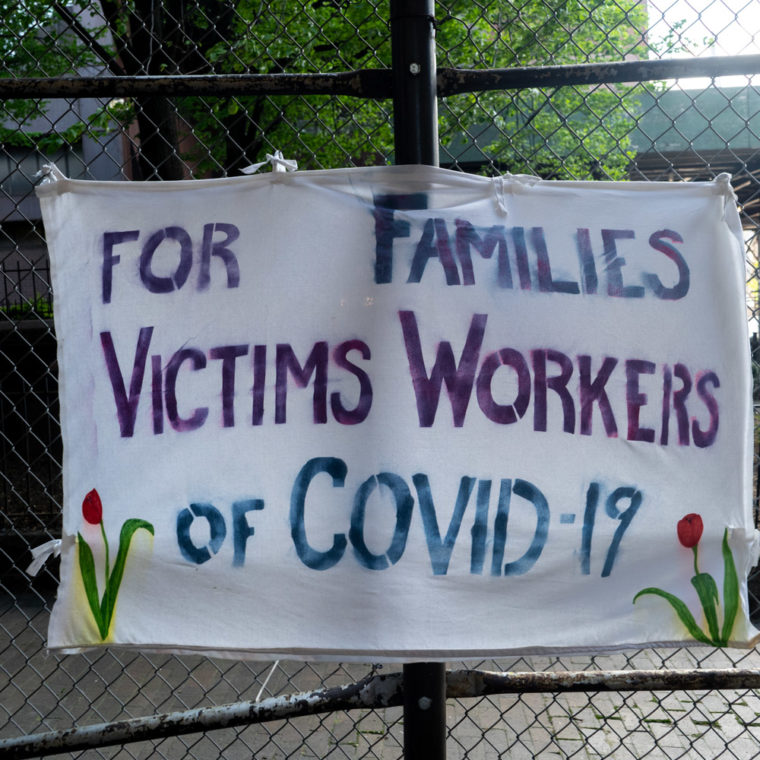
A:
[402,661,446,759]
[390,0,438,167]
[390,1,445,758]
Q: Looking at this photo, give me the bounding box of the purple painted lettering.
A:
[100,327,153,437]
[578,355,618,437]
[209,344,248,427]
[692,371,720,448]
[399,311,486,427]
[139,226,193,294]
[330,340,372,425]
[252,344,266,426]
[476,349,531,425]
[407,218,460,285]
[165,347,209,432]
[532,348,575,433]
[626,359,656,442]
[102,230,138,304]
[198,223,240,290]
[645,229,689,300]
[275,342,328,424]
[672,363,692,445]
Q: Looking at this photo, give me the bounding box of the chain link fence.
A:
[1,0,760,757]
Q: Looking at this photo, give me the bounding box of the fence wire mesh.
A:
[1,0,760,758]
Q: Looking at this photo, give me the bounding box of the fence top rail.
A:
[440,54,760,94]
[4,667,760,760]
[2,54,759,100]
[0,69,393,100]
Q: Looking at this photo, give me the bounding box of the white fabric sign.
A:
[37,164,759,660]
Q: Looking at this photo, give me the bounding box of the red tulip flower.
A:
[677,513,703,548]
[82,489,103,525]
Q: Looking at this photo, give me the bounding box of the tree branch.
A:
[51,2,124,76]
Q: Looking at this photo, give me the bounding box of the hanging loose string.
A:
[255,660,281,702]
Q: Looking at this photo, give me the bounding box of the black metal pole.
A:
[390,0,438,167]
[402,661,446,759]
[390,1,445,758]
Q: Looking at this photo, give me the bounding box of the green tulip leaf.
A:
[102,519,154,635]
[633,587,713,645]
[721,528,739,645]
[77,533,106,639]
[691,572,720,643]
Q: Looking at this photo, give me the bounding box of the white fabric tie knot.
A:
[240,150,298,175]
[26,538,62,576]
[35,164,66,183]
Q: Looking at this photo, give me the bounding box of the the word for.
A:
[101,223,241,303]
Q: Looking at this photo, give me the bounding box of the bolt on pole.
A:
[389,1,445,758]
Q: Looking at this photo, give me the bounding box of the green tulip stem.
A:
[692,545,699,576]
[100,520,110,580]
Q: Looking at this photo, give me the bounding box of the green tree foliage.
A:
[437,0,649,178]
[176,0,395,173]
[3,0,648,179]
[0,0,97,146]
